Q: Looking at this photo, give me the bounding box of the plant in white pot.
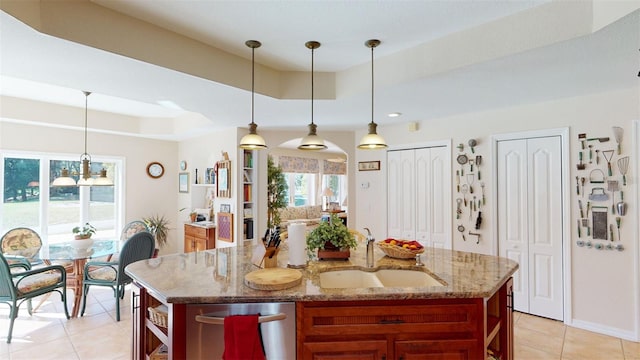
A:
[72,223,96,240]
[306,214,356,260]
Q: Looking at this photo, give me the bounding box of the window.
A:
[322,174,346,207]
[284,173,317,207]
[1,152,122,244]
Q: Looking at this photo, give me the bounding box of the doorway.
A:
[495,129,568,321]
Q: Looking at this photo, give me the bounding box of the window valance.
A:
[278,156,319,174]
[323,160,346,175]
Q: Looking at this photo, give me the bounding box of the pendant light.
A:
[77,91,95,186]
[52,91,113,187]
[358,39,388,150]
[298,41,327,150]
[239,40,268,150]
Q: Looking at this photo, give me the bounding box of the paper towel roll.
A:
[288,223,307,267]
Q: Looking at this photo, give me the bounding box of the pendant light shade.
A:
[239,40,268,150]
[298,41,327,150]
[358,39,388,150]
[51,168,76,187]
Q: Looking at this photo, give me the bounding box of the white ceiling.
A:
[0,1,638,141]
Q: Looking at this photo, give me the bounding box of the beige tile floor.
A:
[1,287,639,359]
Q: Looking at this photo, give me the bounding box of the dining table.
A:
[40,239,118,318]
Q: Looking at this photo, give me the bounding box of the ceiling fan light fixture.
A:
[239,40,268,150]
[298,41,327,151]
[358,39,388,150]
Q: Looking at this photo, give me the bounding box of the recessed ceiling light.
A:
[388,112,402,118]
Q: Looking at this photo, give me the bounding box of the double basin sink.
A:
[319,268,445,289]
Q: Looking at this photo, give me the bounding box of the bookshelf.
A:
[242,150,256,240]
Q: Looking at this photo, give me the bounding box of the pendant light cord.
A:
[311,46,315,125]
[83,91,91,156]
[370,45,374,126]
[251,46,255,126]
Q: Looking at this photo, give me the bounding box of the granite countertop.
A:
[125,243,518,305]
[184,221,216,228]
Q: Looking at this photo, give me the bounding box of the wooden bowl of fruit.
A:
[377,238,424,259]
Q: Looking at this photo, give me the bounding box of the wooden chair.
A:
[0,252,70,343]
[79,231,155,321]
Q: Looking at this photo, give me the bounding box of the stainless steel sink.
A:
[319,269,445,289]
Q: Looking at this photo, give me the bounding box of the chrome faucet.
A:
[364,228,375,268]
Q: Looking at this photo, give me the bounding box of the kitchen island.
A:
[126,243,518,359]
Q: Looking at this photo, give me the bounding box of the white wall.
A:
[354,86,640,340]
[177,127,240,248]
[0,121,180,255]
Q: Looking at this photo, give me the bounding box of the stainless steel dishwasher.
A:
[185,302,296,359]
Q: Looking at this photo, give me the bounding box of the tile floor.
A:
[1,287,638,359]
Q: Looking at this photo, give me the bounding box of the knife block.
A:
[263,246,280,268]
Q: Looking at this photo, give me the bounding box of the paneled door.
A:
[388,146,451,249]
[497,136,563,320]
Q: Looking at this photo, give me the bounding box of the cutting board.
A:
[244,268,302,291]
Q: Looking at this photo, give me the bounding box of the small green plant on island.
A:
[72,223,96,239]
[306,214,356,258]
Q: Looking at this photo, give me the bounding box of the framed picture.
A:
[205,167,215,185]
[178,172,189,193]
[358,160,381,171]
[217,212,234,242]
[220,203,231,213]
[217,160,231,197]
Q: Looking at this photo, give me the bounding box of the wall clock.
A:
[147,162,165,179]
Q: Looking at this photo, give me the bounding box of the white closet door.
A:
[498,139,529,312]
[527,137,563,320]
[416,147,451,249]
[399,150,416,239]
[498,136,563,321]
[387,151,404,238]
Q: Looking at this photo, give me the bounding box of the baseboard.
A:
[569,318,639,342]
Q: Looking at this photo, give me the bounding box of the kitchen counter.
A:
[126,243,518,304]
[128,244,519,359]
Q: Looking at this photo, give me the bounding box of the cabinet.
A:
[387,146,451,249]
[132,282,187,360]
[297,278,513,360]
[183,224,215,252]
[242,149,256,241]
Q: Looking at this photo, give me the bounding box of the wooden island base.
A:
[297,278,513,360]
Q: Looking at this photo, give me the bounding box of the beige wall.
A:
[0,121,180,255]
[354,86,640,340]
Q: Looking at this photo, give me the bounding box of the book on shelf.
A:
[243,208,253,217]
[243,170,251,183]
[244,184,252,202]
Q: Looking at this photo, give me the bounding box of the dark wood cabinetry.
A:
[132,282,187,360]
[296,278,513,360]
[183,224,215,252]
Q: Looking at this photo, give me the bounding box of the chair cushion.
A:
[14,273,62,295]
[87,266,117,281]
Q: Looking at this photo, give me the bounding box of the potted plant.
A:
[306,213,357,260]
[143,214,170,251]
[72,223,96,240]
[266,156,288,240]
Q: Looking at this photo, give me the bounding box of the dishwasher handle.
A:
[195,313,287,325]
